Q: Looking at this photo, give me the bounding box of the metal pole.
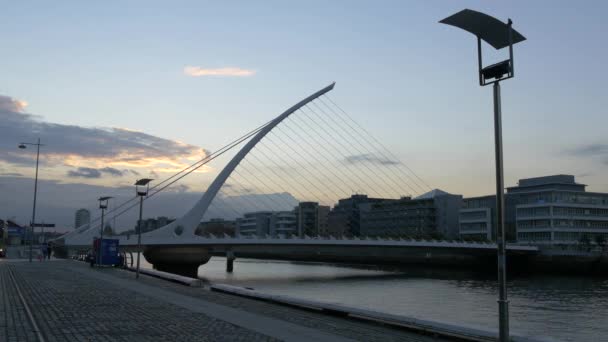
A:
[29,138,41,263]
[136,196,143,279]
[99,208,104,266]
[493,81,509,342]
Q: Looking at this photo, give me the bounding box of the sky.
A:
[1,1,607,229]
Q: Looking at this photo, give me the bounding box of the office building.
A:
[196,218,236,236]
[360,189,462,239]
[327,195,385,236]
[74,208,91,229]
[511,175,608,244]
[459,175,608,245]
[236,211,296,237]
[295,202,330,237]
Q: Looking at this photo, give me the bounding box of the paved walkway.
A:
[0,260,447,341]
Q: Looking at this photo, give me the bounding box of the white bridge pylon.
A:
[64,82,336,247]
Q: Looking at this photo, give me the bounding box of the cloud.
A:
[344,153,400,166]
[184,66,256,77]
[0,172,24,177]
[67,167,102,178]
[0,94,209,175]
[567,143,608,164]
[67,167,140,179]
[0,95,28,112]
[569,143,608,156]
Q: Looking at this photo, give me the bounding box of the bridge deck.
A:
[1,259,445,342]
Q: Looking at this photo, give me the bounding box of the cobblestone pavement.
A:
[2,262,278,342]
[0,263,38,341]
[2,261,448,342]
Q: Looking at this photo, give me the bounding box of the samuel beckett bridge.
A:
[55,83,537,277]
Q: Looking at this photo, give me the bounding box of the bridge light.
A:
[97,196,113,266]
[98,196,112,210]
[439,9,526,342]
[135,178,153,196]
[134,178,153,279]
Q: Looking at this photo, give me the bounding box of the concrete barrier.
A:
[126,267,202,287]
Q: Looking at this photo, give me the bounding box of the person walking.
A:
[46,243,52,260]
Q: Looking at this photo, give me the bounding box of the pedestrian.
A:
[47,243,52,260]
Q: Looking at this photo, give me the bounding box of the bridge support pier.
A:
[143,246,211,278]
[226,250,235,273]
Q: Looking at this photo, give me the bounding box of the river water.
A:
[140,256,607,341]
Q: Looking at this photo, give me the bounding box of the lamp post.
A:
[98,196,112,265]
[439,9,526,342]
[134,178,152,279]
[18,138,44,262]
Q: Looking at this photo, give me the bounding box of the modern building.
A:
[236,211,296,237]
[135,216,175,234]
[295,202,330,237]
[74,208,91,229]
[510,175,608,245]
[196,218,236,237]
[237,211,272,237]
[360,189,462,239]
[270,211,297,237]
[459,175,608,245]
[327,195,385,236]
[459,195,496,241]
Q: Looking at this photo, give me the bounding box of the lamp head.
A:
[135,178,153,196]
[18,144,26,149]
[440,9,526,86]
[98,196,112,209]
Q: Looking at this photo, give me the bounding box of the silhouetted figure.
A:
[47,243,52,260]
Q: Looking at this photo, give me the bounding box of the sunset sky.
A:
[1,1,607,229]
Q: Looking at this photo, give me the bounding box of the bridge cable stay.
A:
[318,97,430,195]
[218,172,290,215]
[317,99,429,196]
[296,106,401,198]
[300,104,406,198]
[204,190,247,221]
[321,95,432,193]
[221,176,282,213]
[310,101,422,197]
[246,149,329,205]
[281,114,384,198]
[262,134,343,203]
[233,166,298,211]
[304,104,411,198]
[254,128,355,204]
[270,126,359,198]
[59,118,275,239]
[230,170,295,211]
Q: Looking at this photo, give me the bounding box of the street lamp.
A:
[134,178,152,279]
[18,138,44,262]
[440,9,526,342]
[98,196,112,265]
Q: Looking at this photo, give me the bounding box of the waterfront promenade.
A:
[0,260,445,342]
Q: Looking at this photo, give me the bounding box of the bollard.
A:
[226,250,235,273]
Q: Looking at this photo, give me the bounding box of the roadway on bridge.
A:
[1,260,445,342]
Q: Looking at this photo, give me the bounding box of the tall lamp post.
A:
[98,196,112,265]
[18,138,44,262]
[134,178,152,279]
[439,9,526,342]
